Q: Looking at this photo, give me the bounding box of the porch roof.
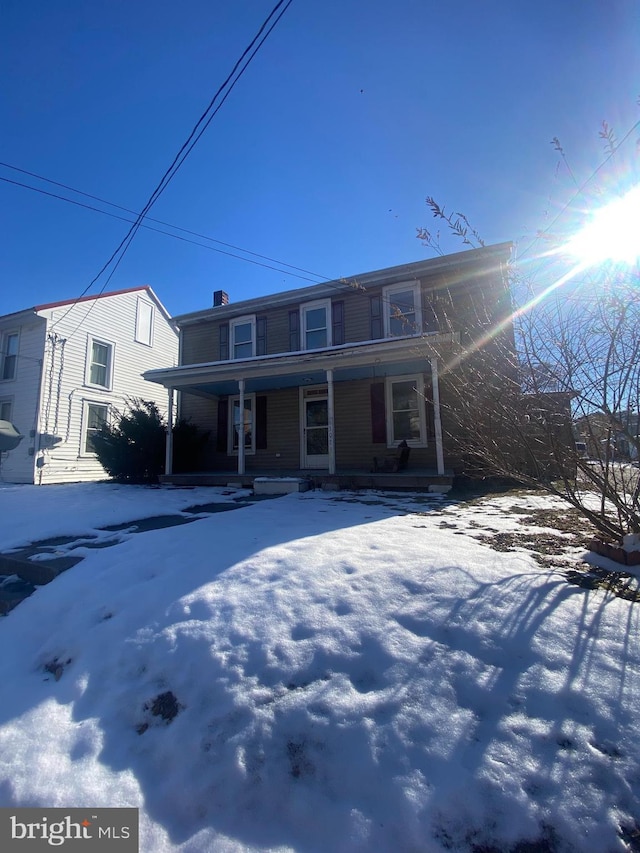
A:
[144,333,458,398]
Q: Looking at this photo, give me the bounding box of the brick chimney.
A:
[213,290,229,307]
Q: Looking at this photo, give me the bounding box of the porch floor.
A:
[160,469,455,492]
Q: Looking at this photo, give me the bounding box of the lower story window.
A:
[385,375,426,446]
[84,402,109,454]
[228,394,255,454]
[0,398,12,422]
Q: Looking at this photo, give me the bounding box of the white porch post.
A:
[326,368,336,474]
[238,378,245,476]
[165,387,174,476]
[430,358,445,476]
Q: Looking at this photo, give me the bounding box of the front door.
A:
[301,386,329,468]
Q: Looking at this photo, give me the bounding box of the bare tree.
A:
[418,196,640,542]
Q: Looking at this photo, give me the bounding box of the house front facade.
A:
[0,286,178,484]
[145,243,513,486]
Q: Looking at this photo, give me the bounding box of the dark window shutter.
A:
[256,396,267,449]
[332,301,344,346]
[289,310,300,351]
[219,323,229,361]
[370,295,383,339]
[370,382,386,443]
[424,378,435,438]
[216,398,228,452]
[256,316,267,356]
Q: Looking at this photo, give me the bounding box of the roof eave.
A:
[175,242,513,327]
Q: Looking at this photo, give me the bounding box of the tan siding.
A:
[340,288,371,342]
[334,378,437,470]
[182,324,218,364]
[251,389,299,469]
[178,253,511,366]
[179,379,440,473]
[179,388,300,472]
[180,292,383,364]
[263,305,291,355]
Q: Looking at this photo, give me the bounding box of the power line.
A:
[0,167,481,333]
[0,173,324,284]
[0,161,328,281]
[51,0,295,336]
[0,165,382,302]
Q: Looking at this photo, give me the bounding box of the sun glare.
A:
[565,184,640,267]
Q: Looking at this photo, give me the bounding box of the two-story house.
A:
[145,243,513,489]
[0,286,178,484]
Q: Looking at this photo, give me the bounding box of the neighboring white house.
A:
[0,286,178,484]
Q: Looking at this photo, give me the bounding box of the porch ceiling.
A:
[145,334,457,398]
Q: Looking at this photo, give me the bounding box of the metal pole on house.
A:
[165,387,174,476]
[430,358,445,476]
[238,378,245,476]
[327,368,336,474]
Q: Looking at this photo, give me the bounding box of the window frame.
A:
[85,336,114,390]
[300,299,332,351]
[82,400,110,455]
[229,315,256,360]
[227,392,256,455]
[135,298,154,346]
[1,330,19,382]
[382,282,423,338]
[384,374,427,448]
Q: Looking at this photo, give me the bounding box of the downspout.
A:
[431,357,445,476]
[33,357,44,485]
[327,368,336,474]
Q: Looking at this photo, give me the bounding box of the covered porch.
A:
[144,334,458,490]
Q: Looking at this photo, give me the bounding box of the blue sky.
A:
[2,0,639,319]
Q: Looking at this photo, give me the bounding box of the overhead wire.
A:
[0,163,393,302]
[0,164,490,332]
[49,0,295,336]
[0,162,328,281]
[0,174,325,284]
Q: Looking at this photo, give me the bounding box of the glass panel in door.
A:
[303,395,329,468]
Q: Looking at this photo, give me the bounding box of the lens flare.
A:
[565,185,640,266]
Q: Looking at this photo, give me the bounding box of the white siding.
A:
[32,290,178,484]
[0,316,46,483]
[0,290,178,485]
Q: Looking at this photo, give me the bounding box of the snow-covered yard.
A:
[0,482,638,852]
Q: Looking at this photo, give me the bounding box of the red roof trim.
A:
[34,285,152,312]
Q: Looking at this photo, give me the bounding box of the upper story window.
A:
[301,299,332,350]
[230,315,256,359]
[135,298,154,346]
[383,282,423,338]
[86,337,114,389]
[1,331,19,381]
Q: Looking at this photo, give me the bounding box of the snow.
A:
[0,483,638,852]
